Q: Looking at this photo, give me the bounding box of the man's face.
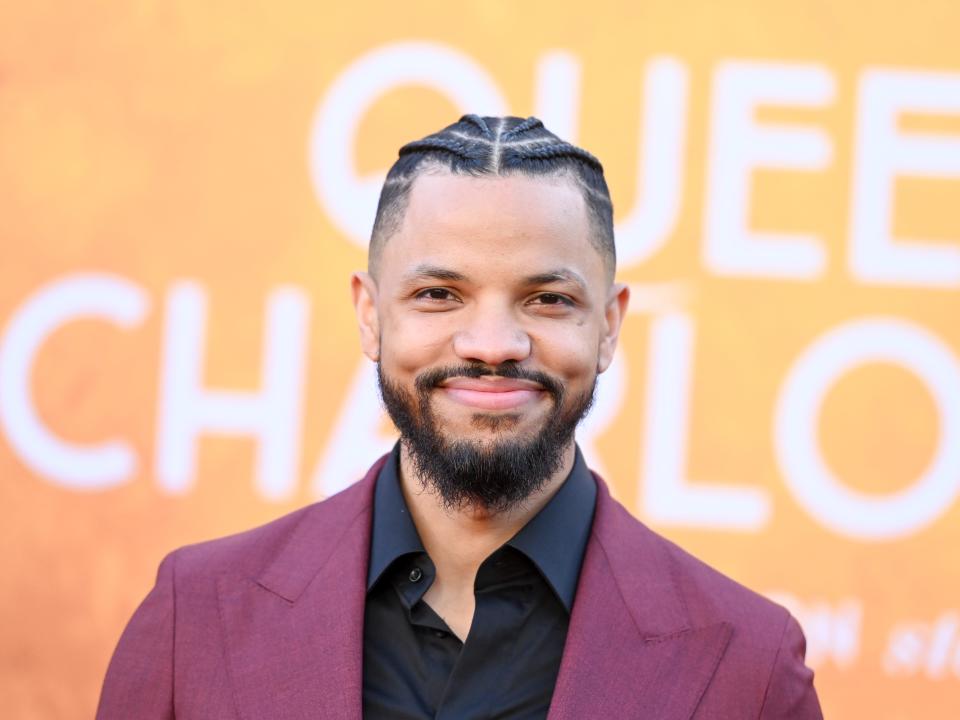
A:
[353,172,628,510]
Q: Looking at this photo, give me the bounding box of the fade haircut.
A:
[368,115,615,278]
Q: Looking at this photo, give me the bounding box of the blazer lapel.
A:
[217,456,387,720]
[547,477,732,720]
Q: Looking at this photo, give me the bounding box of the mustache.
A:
[414,362,564,399]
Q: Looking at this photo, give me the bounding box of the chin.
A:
[435,404,542,431]
[440,422,545,451]
[468,412,524,432]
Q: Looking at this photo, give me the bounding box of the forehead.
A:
[379,172,606,285]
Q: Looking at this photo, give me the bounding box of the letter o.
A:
[308,41,509,247]
[775,317,960,540]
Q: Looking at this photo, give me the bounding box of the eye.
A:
[415,287,459,302]
[531,292,574,307]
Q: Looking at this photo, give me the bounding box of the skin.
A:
[352,172,630,640]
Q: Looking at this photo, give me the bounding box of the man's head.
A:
[368,115,616,281]
[352,115,629,514]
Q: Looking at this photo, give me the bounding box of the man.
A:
[98,115,823,719]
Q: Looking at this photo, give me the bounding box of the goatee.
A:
[377,361,596,514]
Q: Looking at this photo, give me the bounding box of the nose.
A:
[452,303,531,366]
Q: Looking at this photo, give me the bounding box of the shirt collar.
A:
[366,444,425,591]
[366,442,597,612]
[505,446,596,611]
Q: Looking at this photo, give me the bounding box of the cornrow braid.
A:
[398,136,481,162]
[369,115,615,278]
[499,116,543,140]
[460,113,493,139]
[499,141,603,171]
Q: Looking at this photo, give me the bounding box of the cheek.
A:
[379,313,454,375]
[535,327,601,383]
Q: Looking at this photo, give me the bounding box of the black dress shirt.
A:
[362,443,597,720]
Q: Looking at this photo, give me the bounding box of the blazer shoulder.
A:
[657,526,790,634]
[596,487,792,643]
[168,474,375,591]
[655,528,823,716]
[614,508,822,717]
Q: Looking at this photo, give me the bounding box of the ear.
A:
[597,282,630,374]
[351,272,381,361]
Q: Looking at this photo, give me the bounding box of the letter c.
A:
[0,273,149,490]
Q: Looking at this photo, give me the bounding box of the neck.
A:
[397,441,576,591]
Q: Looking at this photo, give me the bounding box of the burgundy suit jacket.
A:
[98,456,823,719]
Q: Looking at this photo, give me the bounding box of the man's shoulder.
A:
[595,484,791,640]
[165,471,377,591]
[590,481,821,717]
[172,502,316,577]
[650,521,788,630]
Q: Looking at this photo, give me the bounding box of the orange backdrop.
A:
[2,1,959,718]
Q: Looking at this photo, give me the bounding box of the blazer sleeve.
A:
[96,552,177,720]
[758,614,824,720]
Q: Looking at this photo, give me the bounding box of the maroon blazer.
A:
[98,457,823,719]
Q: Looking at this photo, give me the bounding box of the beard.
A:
[377,360,596,514]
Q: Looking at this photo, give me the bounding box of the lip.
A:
[438,377,546,411]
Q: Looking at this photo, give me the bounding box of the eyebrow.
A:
[522,269,588,291]
[401,264,588,290]
[402,264,469,283]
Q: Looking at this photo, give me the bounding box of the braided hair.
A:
[369,115,615,277]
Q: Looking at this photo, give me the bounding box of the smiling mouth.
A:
[438,378,546,411]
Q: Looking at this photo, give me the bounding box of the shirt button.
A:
[433,630,447,638]
[408,567,423,582]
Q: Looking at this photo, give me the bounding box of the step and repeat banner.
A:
[2,1,959,717]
